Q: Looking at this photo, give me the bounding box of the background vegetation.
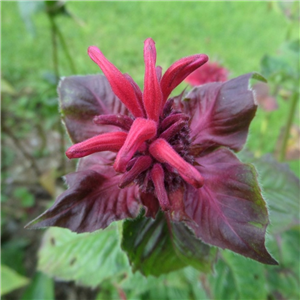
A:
[1,1,299,299]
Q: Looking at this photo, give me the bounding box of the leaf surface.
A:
[58,74,130,143]
[26,153,140,233]
[122,211,216,276]
[185,147,277,265]
[21,272,54,300]
[239,152,300,233]
[1,265,29,296]
[38,226,128,287]
[181,73,264,152]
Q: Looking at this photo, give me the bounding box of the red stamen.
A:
[119,155,152,188]
[88,46,145,118]
[159,119,186,141]
[160,113,189,131]
[143,38,163,122]
[150,163,170,211]
[93,114,133,131]
[149,138,203,188]
[114,118,157,172]
[66,132,127,159]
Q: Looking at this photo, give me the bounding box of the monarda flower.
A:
[26,38,277,268]
[185,61,228,86]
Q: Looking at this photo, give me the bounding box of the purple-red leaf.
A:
[184,147,277,265]
[182,73,265,153]
[25,153,140,233]
[58,75,130,143]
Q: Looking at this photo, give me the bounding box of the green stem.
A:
[257,113,270,158]
[278,91,299,162]
[52,18,77,74]
[199,274,213,299]
[48,16,59,81]
[48,14,66,174]
[2,123,41,177]
[58,120,66,173]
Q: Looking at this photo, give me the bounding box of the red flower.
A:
[26,38,276,266]
[185,61,228,86]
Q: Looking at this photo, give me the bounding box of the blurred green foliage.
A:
[1,1,299,299]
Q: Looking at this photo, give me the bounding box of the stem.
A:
[257,113,269,158]
[36,123,47,154]
[52,18,77,74]
[48,14,66,174]
[278,91,299,162]
[199,274,213,299]
[48,16,59,81]
[2,123,41,177]
[57,121,66,173]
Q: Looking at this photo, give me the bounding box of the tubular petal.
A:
[114,118,157,172]
[160,54,209,103]
[150,163,170,211]
[143,38,163,122]
[123,73,145,115]
[93,114,133,131]
[156,66,162,82]
[88,46,145,118]
[159,119,187,141]
[66,132,127,159]
[149,138,203,188]
[160,113,189,131]
[119,155,153,188]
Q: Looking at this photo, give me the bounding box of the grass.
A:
[2,2,292,83]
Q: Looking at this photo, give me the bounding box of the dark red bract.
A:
[26,38,277,266]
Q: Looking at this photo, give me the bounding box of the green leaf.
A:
[239,152,300,234]
[94,280,120,300]
[13,187,35,208]
[1,77,16,95]
[222,251,267,300]
[21,272,54,300]
[265,228,300,299]
[38,225,129,287]
[1,239,28,275]
[121,267,208,300]
[208,259,238,300]
[260,54,294,80]
[1,265,29,296]
[121,211,216,277]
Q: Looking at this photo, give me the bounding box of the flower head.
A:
[26,38,277,266]
[185,61,229,86]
